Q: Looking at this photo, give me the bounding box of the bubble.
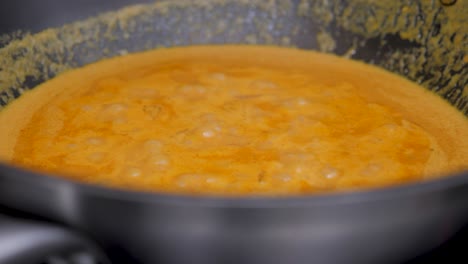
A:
[295,166,304,174]
[112,117,127,125]
[150,154,170,167]
[209,73,226,81]
[86,137,104,145]
[153,158,169,166]
[126,167,142,177]
[103,103,127,114]
[361,163,381,176]
[272,174,292,183]
[176,174,202,188]
[206,177,222,184]
[250,80,278,90]
[67,143,78,149]
[198,120,222,139]
[296,98,309,106]
[81,105,93,112]
[144,140,163,153]
[176,173,221,187]
[202,130,215,138]
[130,87,159,99]
[321,166,340,179]
[384,123,398,132]
[284,97,310,107]
[88,152,105,163]
[179,84,207,97]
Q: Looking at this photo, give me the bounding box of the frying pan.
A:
[0,0,467,263]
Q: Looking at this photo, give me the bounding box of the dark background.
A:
[0,0,154,34]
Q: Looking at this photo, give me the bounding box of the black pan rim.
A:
[1,162,467,208]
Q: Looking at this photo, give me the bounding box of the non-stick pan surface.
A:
[0,1,467,264]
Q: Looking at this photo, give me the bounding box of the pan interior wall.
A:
[0,0,466,114]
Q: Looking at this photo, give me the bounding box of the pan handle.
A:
[0,214,109,264]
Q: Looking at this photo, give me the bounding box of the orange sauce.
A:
[0,45,467,195]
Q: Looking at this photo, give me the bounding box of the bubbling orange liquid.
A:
[0,46,467,196]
